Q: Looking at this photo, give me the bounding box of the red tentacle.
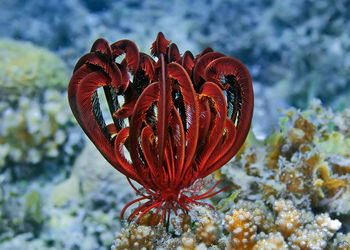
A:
[196,82,227,173]
[91,38,112,58]
[194,47,214,62]
[180,50,194,77]
[167,62,199,170]
[151,202,163,226]
[167,43,181,62]
[136,201,163,224]
[139,52,156,82]
[193,52,225,86]
[111,39,140,74]
[128,200,153,222]
[120,197,148,220]
[159,202,169,225]
[169,108,185,182]
[140,126,159,178]
[193,186,229,200]
[129,82,160,171]
[205,56,253,164]
[204,119,237,175]
[114,127,140,181]
[156,54,170,169]
[151,32,170,57]
[190,179,223,199]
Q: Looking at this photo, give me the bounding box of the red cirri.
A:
[68,32,254,225]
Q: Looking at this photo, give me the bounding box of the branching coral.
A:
[111,199,342,249]
[112,224,157,249]
[253,232,288,250]
[225,208,257,249]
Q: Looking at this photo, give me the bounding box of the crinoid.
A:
[68,32,254,225]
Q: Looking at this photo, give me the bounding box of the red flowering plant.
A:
[68,32,253,225]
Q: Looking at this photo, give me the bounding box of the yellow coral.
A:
[293,116,316,143]
[171,213,191,233]
[178,236,208,250]
[195,215,218,246]
[273,200,303,238]
[225,208,257,249]
[111,199,342,249]
[253,232,288,250]
[112,225,156,250]
[275,208,301,238]
[266,132,285,169]
[315,213,341,234]
[289,225,328,250]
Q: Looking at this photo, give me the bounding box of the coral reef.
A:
[225,208,257,249]
[0,40,82,173]
[110,100,350,249]
[0,141,135,248]
[0,90,81,172]
[111,199,342,249]
[1,1,350,248]
[331,232,350,249]
[222,99,350,215]
[0,96,348,248]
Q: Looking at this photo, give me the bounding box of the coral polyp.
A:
[68,32,254,224]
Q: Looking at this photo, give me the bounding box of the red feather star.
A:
[68,32,254,225]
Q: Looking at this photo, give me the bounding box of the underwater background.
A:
[0,0,350,249]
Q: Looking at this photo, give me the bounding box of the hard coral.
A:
[223,100,350,214]
[112,224,156,249]
[111,199,342,249]
[253,232,288,250]
[0,40,82,171]
[195,214,219,247]
[225,208,257,249]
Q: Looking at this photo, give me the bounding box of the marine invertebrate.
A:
[68,32,253,224]
[0,40,82,171]
[223,100,350,214]
[225,208,257,249]
[253,232,288,250]
[112,198,342,249]
[273,199,302,238]
[112,224,156,249]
